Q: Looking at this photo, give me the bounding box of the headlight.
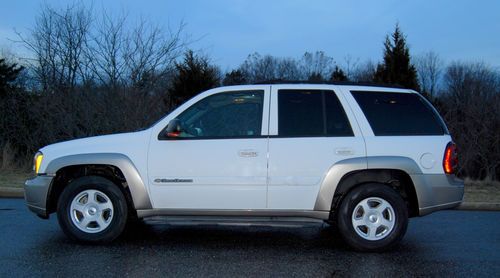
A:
[34,152,43,174]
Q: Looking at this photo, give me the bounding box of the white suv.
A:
[25,83,464,251]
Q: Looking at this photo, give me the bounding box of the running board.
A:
[136,209,330,221]
[143,216,325,228]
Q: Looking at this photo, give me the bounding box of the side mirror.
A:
[165,119,182,138]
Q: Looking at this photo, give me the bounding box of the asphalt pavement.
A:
[1,198,499,277]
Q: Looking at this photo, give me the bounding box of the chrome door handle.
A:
[238,149,259,157]
[335,148,354,155]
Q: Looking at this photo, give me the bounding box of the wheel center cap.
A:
[88,207,97,216]
[369,214,378,223]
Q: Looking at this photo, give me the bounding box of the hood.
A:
[40,130,151,162]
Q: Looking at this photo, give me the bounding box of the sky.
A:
[1,0,499,70]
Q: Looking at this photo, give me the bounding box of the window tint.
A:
[325,92,354,136]
[351,91,445,136]
[171,91,264,138]
[278,90,324,136]
[278,90,353,137]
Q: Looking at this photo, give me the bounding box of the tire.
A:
[57,176,128,243]
[336,183,408,252]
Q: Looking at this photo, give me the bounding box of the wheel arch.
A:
[330,169,419,218]
[45,153,152,214]
[314,156,421,218]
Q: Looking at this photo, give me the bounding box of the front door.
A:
[147,86,270,209]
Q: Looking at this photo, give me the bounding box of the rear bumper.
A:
[24,175,53,218]
[411,174,464,216]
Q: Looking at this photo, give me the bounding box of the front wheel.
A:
[57,176,128,243]
[336,183,408,252]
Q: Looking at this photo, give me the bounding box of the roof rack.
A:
[252,80,405,89]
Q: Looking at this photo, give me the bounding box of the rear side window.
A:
[278,90,353,137]
[351,91,446,136]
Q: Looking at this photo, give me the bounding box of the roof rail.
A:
[252,80,406,89]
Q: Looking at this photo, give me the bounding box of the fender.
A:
[45,153,152,210]
[313,156,422,211]
[366,156,422,175]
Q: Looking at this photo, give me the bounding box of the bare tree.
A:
[17,3,187,92]
[238,51,335,83]
[17,3,92,92]
[352,60,376,82]
[239,53,277,82]
[342,54,360,81]
[441,61,500,180]
[415,51,442,96]
[276,57,301,80]
[299,51,334,80]
[123,19,187,88]
[86,12,128,89]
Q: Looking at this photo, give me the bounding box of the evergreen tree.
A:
[330,66,348,82]
[169,51,220,106]
[223,69,247,85]
[373,25,420,90]
[0,58,23,96]
[308,72,324,82]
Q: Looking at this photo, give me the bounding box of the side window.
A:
[167,90,264,139]
[278,90,323,136]
[351,91,446,136]
[325,92,354,136]
[278,90,353,137]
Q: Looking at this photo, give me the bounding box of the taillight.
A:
[443,142,458,175]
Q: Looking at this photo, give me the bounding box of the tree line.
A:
[0,4,498,180]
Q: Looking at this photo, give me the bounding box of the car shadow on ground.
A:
[118,219,344,248]
[46,218,419,255]
[114,219,419,257]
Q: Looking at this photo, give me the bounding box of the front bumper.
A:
[411,174,464,216]
[24,175,54,218]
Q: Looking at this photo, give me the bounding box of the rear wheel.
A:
[336,183,408,252]
[57,176,128,243]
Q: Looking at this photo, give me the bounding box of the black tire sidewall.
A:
[57,176,128,243]
[336,183,408,252]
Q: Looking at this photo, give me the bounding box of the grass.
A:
[0,170,31,188]
[0,171,499,203]
[463,179,500,203]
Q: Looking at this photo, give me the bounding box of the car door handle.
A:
[238,149,259,157]
[335,148,354,155]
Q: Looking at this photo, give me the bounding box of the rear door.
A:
[267,85,366,210]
